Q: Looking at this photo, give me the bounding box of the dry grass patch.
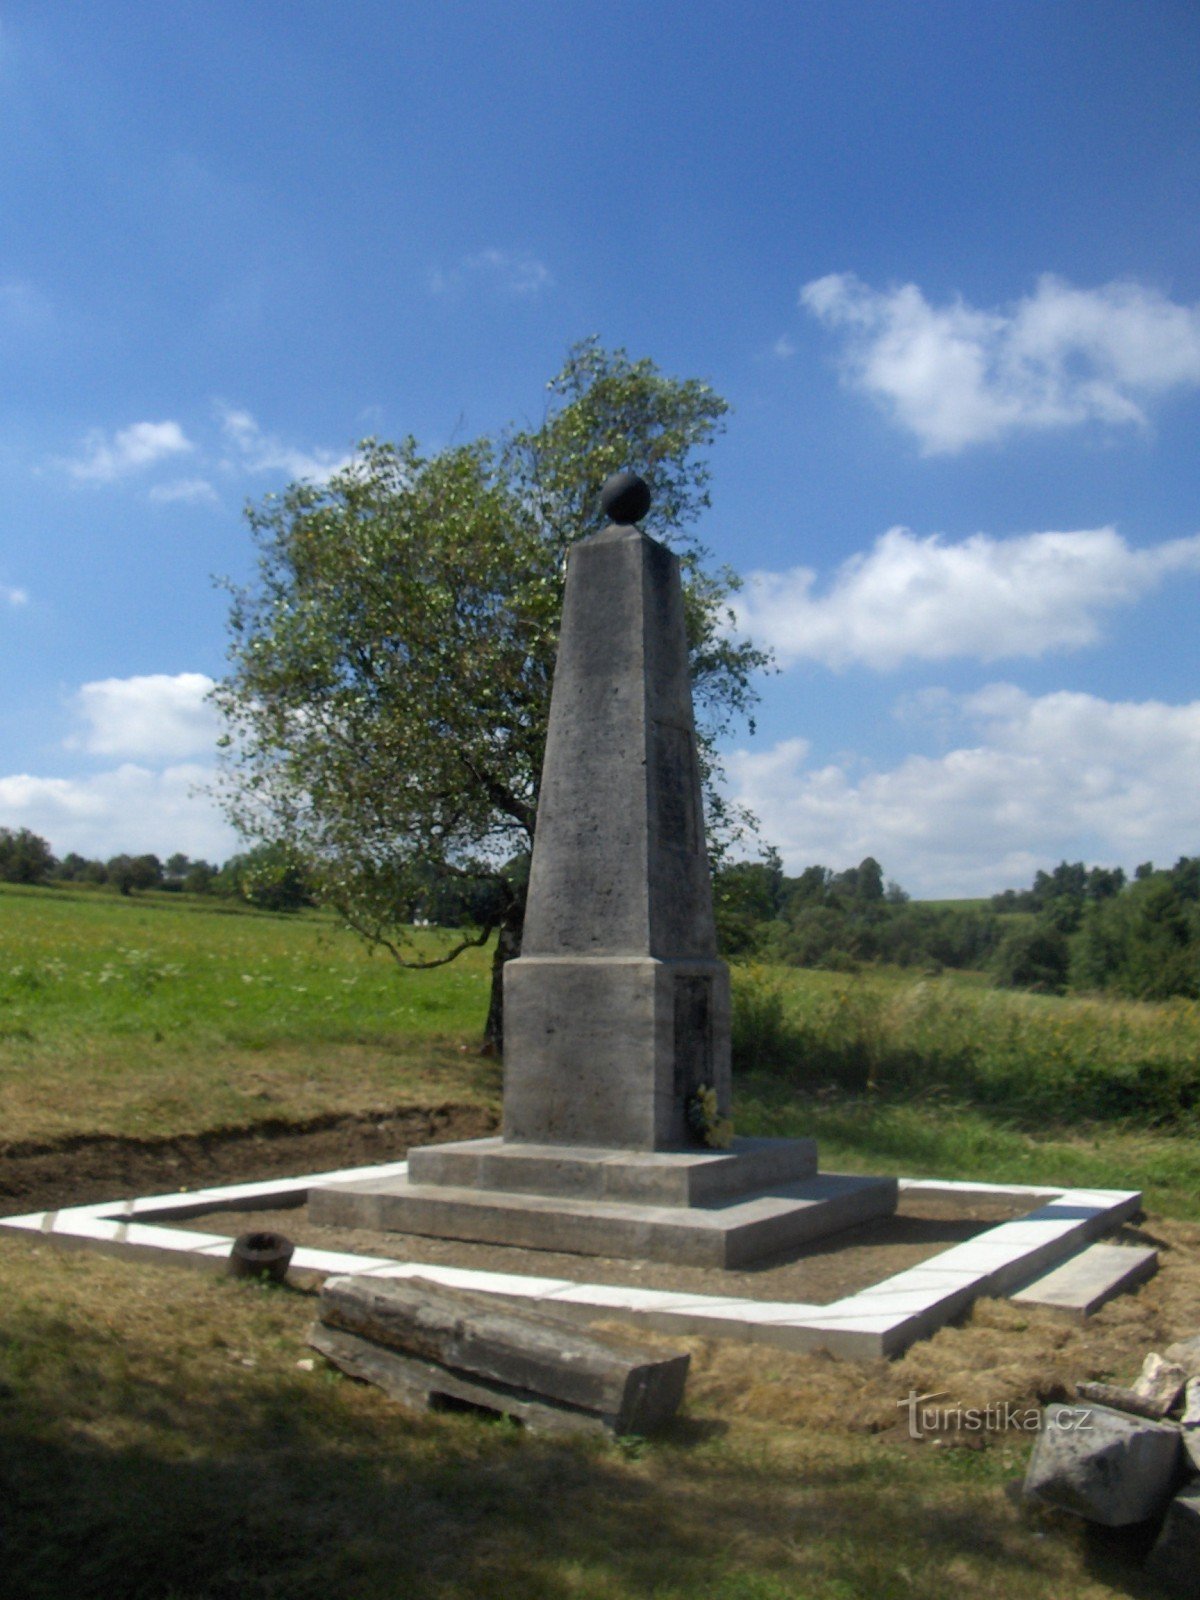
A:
[1,1232,1187,1599]
[681,1213,1200,1441]
[0,1035,497,1149]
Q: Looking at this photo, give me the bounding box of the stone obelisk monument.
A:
[311,474,896,1267]
[503,470,729,1150]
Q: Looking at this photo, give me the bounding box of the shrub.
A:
[990,920,1070,994]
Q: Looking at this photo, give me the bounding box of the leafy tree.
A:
[0,827,56,885]
[183,860,218,895]
[213,340,768,1050]
[56,851,104,883]
[1086,864,1126,901]
[850,855,885,905]
[220,844,314,912]
[989,918,1070,994]
[106,854,163,895]
[713,847,785,954]
[1073,869,1200,1000]
[785,865,832,910]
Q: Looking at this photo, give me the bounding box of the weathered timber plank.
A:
[310,1323,623,1438]
[317,1275,689,1435]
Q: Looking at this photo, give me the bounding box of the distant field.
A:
[4,881,1200,1212]
[731,962,1200,1217]
[911,896,993,911]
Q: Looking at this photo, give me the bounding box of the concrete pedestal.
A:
[308,1136,898,1269]
[503,957,730,1148]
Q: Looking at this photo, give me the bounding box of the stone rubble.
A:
[1023,1328,1200,1592]
[1131,1351,1189,1412]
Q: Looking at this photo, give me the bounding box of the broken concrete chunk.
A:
[310,1322,622,1438]
[1181,1378,1200,1472]
[1024,1403,1182,1527]
[1144,1481,1200,1596]
[312,1274,690,1437]
[1164,1333,1200,1380]
[1132,1352,1188,1413]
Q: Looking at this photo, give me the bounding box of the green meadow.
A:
[2,880,1198,1598]
[3,880,1198,1209]
[0,882,493,1144]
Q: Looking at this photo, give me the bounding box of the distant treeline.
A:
[0,827,315,912]
[0,826,513,923]
[8,823,1200,1001]
[713,848,1200,1001]
[713,850,1001,972]
[997,856,1200,1002]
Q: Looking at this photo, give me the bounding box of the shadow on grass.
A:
[0,1296,1154,1600]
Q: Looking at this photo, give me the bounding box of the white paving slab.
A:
[0,1163,1142,1359]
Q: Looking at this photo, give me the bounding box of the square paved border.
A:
[0,1163,1141,1358]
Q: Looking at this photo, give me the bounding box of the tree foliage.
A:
[1072,861,1200,1000]
[105,854,163,896]
[0,828,56,885]
[714,854,1003,973]
[989,920,1071,994]
[212,340,769,1047]
[219,844,315,912]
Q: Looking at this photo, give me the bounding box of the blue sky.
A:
[2,1,1199,895]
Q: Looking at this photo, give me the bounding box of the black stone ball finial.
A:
[599,470,651,527]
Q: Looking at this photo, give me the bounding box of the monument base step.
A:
[1010,1242,1159,1321]
[407,1134,818,1206]
[308,1164,898,1269]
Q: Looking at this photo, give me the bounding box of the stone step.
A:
[1010,1242,1158,1320]
[309,1168,898,1269]
[406,1134,819,1207]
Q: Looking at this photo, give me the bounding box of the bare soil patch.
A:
[190,1189,1030,1305]
[0,1103,497,1213]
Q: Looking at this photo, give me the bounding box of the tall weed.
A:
[731,964,1200,1129]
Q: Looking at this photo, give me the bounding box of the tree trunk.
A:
[482,901,523,1056]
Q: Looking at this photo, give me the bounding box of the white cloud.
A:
[68,673,220,761]
[429,247,553,297]
[64,420,194,483]
[217,404,351,485]
[147,476,218,506]
[2,583,28,607]
[736,525,1200,670]
[0,764,237,863]
[800,272,1200,452]
[0,672,237,861]
[728,687,1200,897]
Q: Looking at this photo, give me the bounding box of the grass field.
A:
[0,882,494,1144]
[2,881,1196,1597]
[9,1233,1158,1600]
